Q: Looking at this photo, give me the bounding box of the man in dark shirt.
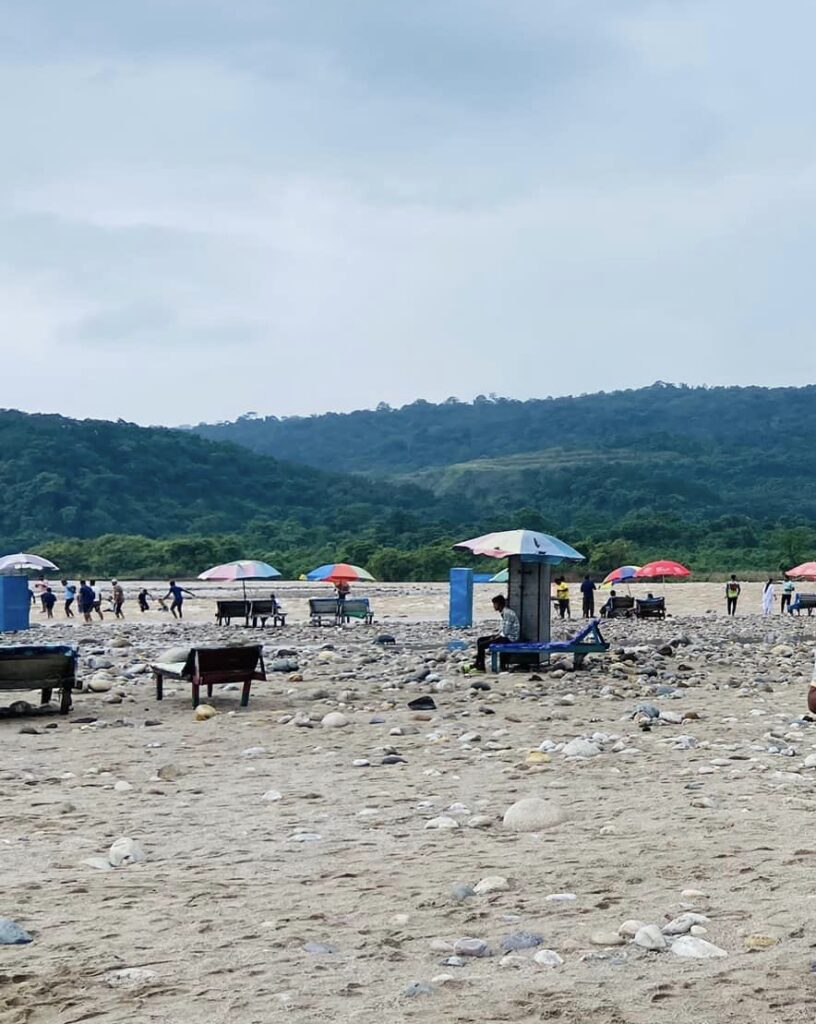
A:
[163,580,193,619]
[78,580,95,624]
[580,575,596,618]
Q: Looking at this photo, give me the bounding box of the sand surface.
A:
[2,582,816,1023]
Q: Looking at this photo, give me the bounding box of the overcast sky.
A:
[2,1,815,425]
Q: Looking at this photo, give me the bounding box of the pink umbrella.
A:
[636,560,690,580]
[786,561,816,580]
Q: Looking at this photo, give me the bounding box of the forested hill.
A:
[0,409,458,557]
[193,383,816,475]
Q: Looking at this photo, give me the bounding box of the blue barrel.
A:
[448,568,474,628]
[0,576,31,632]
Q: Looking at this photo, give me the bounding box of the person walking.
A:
[78,580,95,624]
[580,575,596,618]
[555,577,571,619]
[137,588,151,612]
[725,575,741,616]
[111,580,125,619]
[89,579,105,620]
[781,578,795,614]
[42,587,57,619]
[163,580,194,619]
[762,578,775,616]
[474,595,521,672]
[62,580,76,618]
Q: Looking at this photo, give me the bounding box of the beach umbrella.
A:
[0,552,59,574]
[453,529,584,564]
[198,559,281,600]
[601,565,641,586]
[307,563,375,584]
[636,560,690,580]
[786,561,816,580]
[490,568,508,583]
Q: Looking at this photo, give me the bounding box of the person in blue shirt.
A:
[78,580,95,623]
[163,580,194,619]
[61,580,76,618]
[580,575,596,618]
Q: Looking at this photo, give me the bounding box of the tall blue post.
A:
[0,576,31,632]
[449,568,474,628]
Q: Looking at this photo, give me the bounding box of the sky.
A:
[2,0,816,426]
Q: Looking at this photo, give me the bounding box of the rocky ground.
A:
[2,602,816,1023]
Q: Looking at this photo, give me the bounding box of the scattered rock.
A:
[671,935,727,959]
[0,919,33,945]
[503,797,565,832]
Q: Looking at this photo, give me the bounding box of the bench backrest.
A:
[187,645,263,675]
[611,596,635,608]
[216,600,249,614]
[344,598,370,613]
[0,645,78,688]
[249,600,279,614]
[637,597,665,607]
[309,598,339,613]
[794,593,816,607]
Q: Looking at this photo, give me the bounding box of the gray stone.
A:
[503,796,565,832]
[633,925,668,951]
[453,937,491,957]
[670,935,727,958]
[500,931,543,951]
[0,919,33,945]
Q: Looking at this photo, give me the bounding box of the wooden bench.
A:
[309,597,374,625]
[0,644,78,714]
[789,593,816,616]
[600,595,635,619]
[635,597,666,619]
[215,599,250,626]
[151,645,266,708]
[489,620,610,672]
[248,599,286,627]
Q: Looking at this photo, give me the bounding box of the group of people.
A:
[553,575,600,619]
[32,579,193,622]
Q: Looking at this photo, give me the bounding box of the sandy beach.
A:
[2,582,816,1023]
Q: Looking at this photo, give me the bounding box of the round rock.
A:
[503,797,565,832]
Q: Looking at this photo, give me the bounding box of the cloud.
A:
[1,1,815,424]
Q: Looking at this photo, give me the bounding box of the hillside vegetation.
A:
[2,383,816,579]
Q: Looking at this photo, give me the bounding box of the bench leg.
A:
[573,653,586,669]
[155,673,164,701]
[490,650,498,673]
[60,685,72,714]
[41,687,52,705]
[207,684,213,699]
[191,682,200,708]
[241,680,251,707]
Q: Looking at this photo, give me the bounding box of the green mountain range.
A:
[1,383,814,578]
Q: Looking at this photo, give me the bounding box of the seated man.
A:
[474,595,520,671]
[600,589,617,618]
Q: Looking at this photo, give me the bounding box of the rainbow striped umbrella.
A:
[307,563,375,584]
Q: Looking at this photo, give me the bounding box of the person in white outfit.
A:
[762,578,774,616]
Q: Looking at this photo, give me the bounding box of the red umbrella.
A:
[786,561,816,580]
[636,560,690,580]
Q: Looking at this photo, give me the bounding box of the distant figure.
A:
[78,579,95,624]
[555,577,570,619]
[580,575,596,618]
[600,589,617,618]
[335,579,350,623]
[138,588,151,612]
[781,578,795,614]
[725,575,740,617]
[89,579,104,620]
[62,579,76,618]
[474,594,520,672]
[762,578,775,616]
[34,576,48,612]
[42,587,56,619]
[164,580,193,619]
[111,580,125,619]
